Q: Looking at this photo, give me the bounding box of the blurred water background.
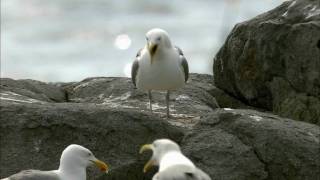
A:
[1,0,285,82]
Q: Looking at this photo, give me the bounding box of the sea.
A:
[1,0,284,82]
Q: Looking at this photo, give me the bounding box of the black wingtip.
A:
[185,172,194,177]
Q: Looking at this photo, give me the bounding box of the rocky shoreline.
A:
[1,74,319,180]
[1,0,320,179]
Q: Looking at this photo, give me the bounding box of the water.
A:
[1,0,284,82]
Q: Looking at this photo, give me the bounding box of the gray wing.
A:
[7,170,59,180]
[153,165,211,180]
[175,46,189,82]
[175,46,184,55]
[131,49,142,87]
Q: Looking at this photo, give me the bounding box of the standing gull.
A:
[140,139,211,180]
[131,28,189,118]
[1,144,109,180]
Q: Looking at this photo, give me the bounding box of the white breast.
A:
[136,48,185,90]
[159,151,195,172]
[56,169,86,180]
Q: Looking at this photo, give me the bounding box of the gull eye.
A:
[146,37,149,41]
[88,152,92,156]
[157,37,161,41]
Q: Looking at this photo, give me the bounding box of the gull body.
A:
[158,150,195,172]
[136,47,185,90]
[132,28,189,117]
[2,144,108,180]
[140,139,211,180]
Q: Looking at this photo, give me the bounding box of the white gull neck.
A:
[159,151,195,172]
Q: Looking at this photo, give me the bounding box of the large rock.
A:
[183,108,320,180]
[0,100,184,180]
[0,78,67,102]
[1,75,319,180]
[213,0,320,124]
[63,74,220,127]
[0,74,219,179]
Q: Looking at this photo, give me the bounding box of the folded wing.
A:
[131,48,143,87]
[7,170,59,180]
[175,46,189,82]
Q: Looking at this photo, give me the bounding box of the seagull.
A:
[140,139,211,180]
[131,28,189,118]
[2,144,109,180]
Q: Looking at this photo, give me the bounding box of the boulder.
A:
[213,0,320,124]
[0,78,66,103]
[183,108,320,180]
[64,74,220,127]
[1,75,319,180]
[0,100,184,179]
[207,86,254,110]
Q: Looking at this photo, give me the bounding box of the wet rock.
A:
[183,108,320,180]
[213,0,320,124]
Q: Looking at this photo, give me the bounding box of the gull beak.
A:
[139,144,155,173]
[92,158,109,173]
[148,43,158,64]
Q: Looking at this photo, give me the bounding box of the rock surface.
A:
[63,74,220,127]
[213,0,320,124]
[0,101,183,180]
[0,74,218,179]
[1,74,320,180]
[0,78,66,103]
[183,109,320,180]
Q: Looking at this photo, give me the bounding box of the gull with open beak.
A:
[140,139,211,180]
[2,144,109,180]
[131,28,189,118]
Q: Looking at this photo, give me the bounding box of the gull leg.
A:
[166,90,170,118]
[148,90,153,113]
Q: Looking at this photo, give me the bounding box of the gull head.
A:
[139,139,180,173]
[59,144,109,173]
[145,28,172,63]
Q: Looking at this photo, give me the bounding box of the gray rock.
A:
[213,0,320,124]
[64,74,220,127]
[0,101,184,180]
[1,75,319,180]
[183,108,320,180]
[0,78,66,103]
[207,86,254,110]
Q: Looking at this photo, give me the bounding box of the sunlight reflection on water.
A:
[1,0,285,82]
[114,34,132,50]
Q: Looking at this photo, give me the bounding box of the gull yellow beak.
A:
[139,144,155,173]
[139,144,153,154]
[93,159,109,173]
[148,43,158,64]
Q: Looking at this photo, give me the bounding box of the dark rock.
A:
[0,78,66,103]
[0,101,183,179]
[207,86,254,110]
[1,75,319,180]
[64,74,220,127]
[183,108,320,180]
[213,0,320,124]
